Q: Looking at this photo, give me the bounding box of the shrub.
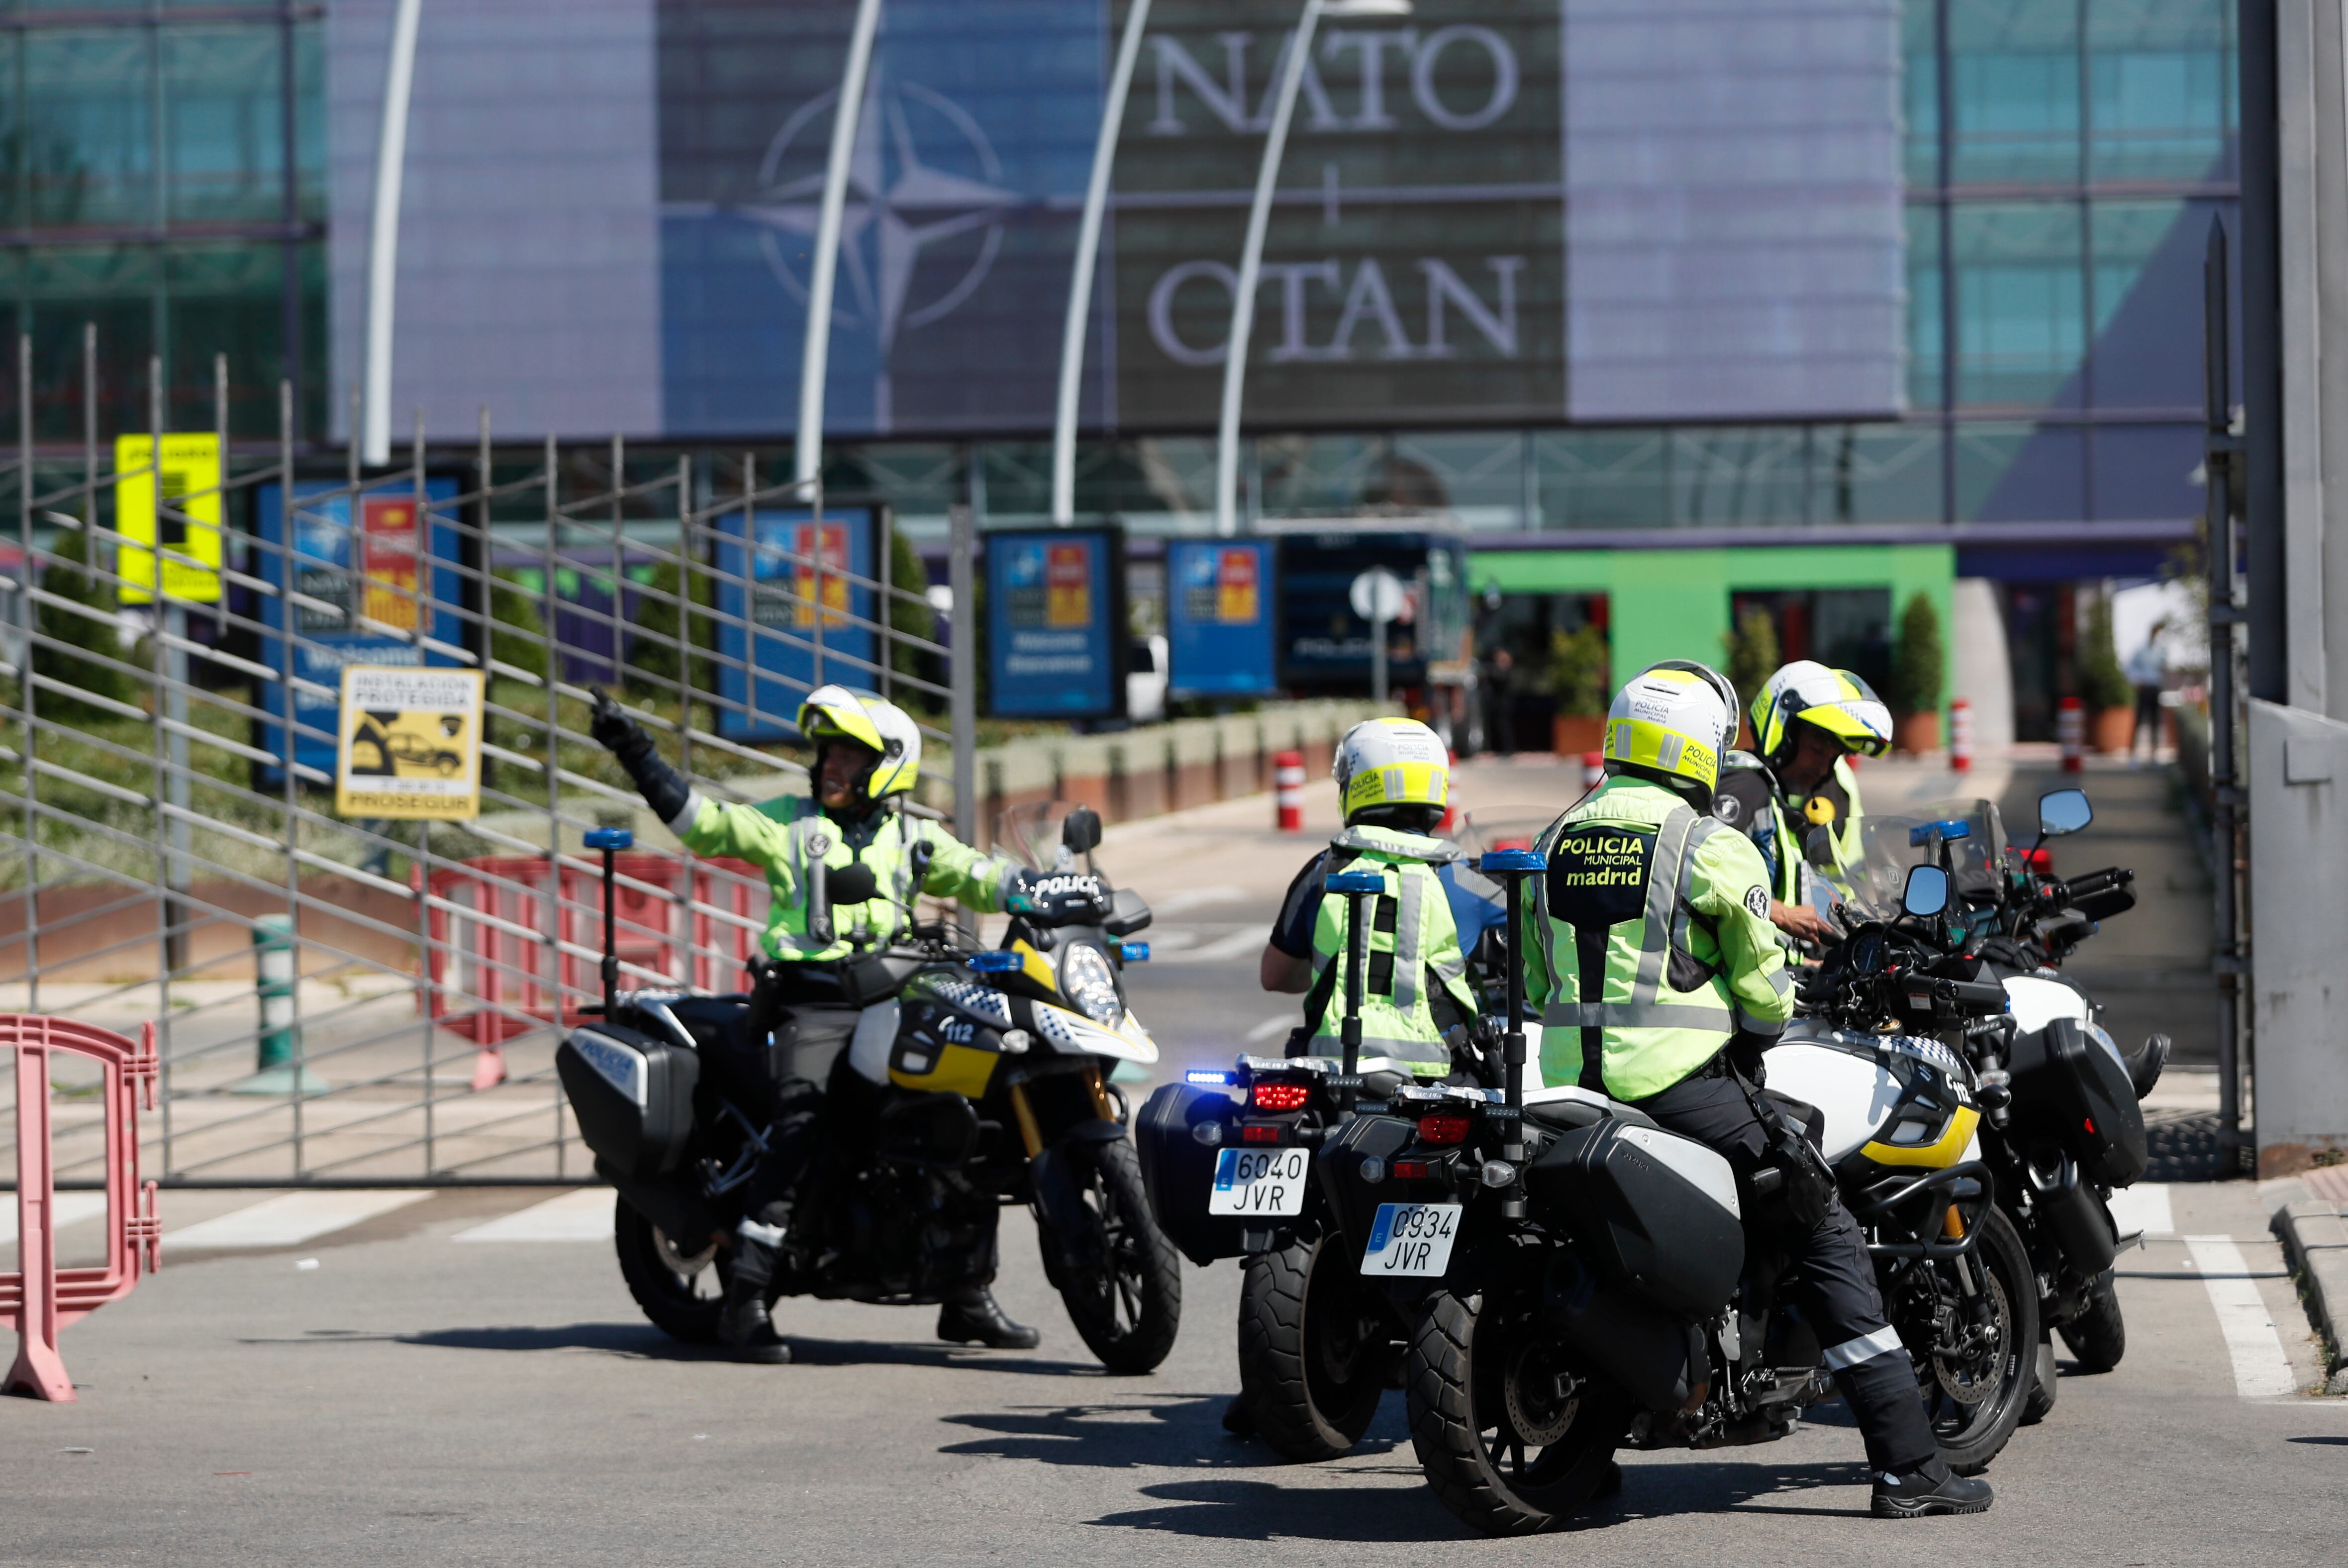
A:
[1545,623,1609,717]
[624,558,713,696]
[31,523,138,723]
[1724,606,1778,725]
[489,570,549,684]
[1888,592,1945,714]
[2078,594,2134,710]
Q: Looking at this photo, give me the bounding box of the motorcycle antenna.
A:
[1476,849,1546,1112]
[1326,867,1384,1112]
[585,827,633,1016]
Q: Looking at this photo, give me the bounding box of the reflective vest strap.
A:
[791,816,833,941]
[1627,805,1700,1006]
[1544,999,1738,1030]
[1391,870,1423,1014]
[1331,825,1458,865]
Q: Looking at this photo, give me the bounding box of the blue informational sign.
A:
[985,527,1123,719]
[255,478,467,786]
[1166,538,1276,698]
[711,507,877,743]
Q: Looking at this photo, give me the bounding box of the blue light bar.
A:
[1326,870,1385,894]
[1478,848,1547,874]
[1908,819,1972,847]
[1120,942,1150,962]
[968,951,1024,974]
[1186,1069,1233,1086]
[584,828,633,851]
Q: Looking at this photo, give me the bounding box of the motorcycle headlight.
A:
[1059,942,1124,1026]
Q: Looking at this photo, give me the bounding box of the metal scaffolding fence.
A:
[0,328,977,1188]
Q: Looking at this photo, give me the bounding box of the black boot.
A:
[718,1292,791,1364]
[720,1211,791,1364]
[1872,1458,1993,1518]
[938,1285,1040,1350]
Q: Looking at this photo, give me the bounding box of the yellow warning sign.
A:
[335,666,484,820]
[115,433,223,605]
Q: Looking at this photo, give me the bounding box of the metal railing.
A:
[0,328,973,1187]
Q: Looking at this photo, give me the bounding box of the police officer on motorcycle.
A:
[592,683,1057,1363]
[1527,662,1991,1517]
[1258,718,1494,1060]
[1711,661,1893,945]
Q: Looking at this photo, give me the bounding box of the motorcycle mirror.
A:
[826,862,879,906]
[1061,805,1103,855]
[1901,863,1951,919]
[2038,788,2092,837]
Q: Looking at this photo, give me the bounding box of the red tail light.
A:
[1241,1124,1283,1145]
[2082,1116,2096,1136]
[1417,1113,1471,1146]
[1252,1081,1310,1113]
[1392,1160,1433,1180]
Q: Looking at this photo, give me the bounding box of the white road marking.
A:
[171,1190,433,1250]
[1153,929,1264,965]
[2107,1183,2173,1238]
[2183,1234,2300,1397]
[453,1188,613,1244]
[1246,1016,1293,1044]
[0,1191,110,1245]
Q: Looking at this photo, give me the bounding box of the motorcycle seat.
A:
[1521,1084,1659,1133]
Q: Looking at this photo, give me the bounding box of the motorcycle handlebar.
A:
[2061,866,2133,900]
[1939,978,2011,1010]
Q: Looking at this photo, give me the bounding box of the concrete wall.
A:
[2249,699,2348,1173]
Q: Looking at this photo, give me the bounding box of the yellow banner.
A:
[115,433,223,604]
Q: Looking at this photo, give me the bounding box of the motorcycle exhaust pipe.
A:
[2024,1148,2117,1278]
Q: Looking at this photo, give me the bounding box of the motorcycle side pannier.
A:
[1135,1082,1253,1267]
[556,1023,699,1180]
[1526,1119,1744,1317]
[2008,1016,2148,1187]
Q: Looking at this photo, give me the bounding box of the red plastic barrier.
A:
[2058,695,2084,774]
[1951,697,1974,775]
[2,1015,160,1402]
[1273,750,1305,832]
[421,852,767,1048]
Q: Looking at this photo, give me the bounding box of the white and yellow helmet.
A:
[1750,660,1893,772]
[1603,661,1738,794]
[1332,717,1450,821]
[796,684,921,805]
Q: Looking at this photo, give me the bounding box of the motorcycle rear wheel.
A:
[1917,1205,2039,1474]
[1239,1237,1388,1461]
[1047,1136,1182,1375]
[613,1193,731,1345]
[2058,1268,2126,1372]
[1405,1289,1630,1536]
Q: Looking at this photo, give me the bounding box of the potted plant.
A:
[1546,623,1609,755]
[1887,592,1944,754]
[2079,595,2136,753]
[1724,606,1778,752]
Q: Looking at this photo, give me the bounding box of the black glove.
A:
[1005,867,1109,924]
[590,687,654,763]
[590,686,690,825]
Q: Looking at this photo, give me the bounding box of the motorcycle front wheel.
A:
[1239,1236,1389,1461]
[1405,1289,1631,1536]
[1044,1135,1182,1375]
[1915,1205,2039,1474]
[613,1193,731,1345]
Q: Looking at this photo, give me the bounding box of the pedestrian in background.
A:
[2127,621,2169,762]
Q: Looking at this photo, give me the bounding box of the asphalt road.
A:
[1,1177,2340,1567]
[7,759,2337,1566]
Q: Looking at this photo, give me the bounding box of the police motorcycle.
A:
[554,804,1183,1373]
[1138,870,1492,1460]
[1807,789,2155,1413]
[1306,850,2024,1535]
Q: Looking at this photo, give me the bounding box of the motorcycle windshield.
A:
[1809,799,2003,923]
[992,800,1110,879]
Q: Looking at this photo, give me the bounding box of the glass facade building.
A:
[5,0,2234,733]
[0,2,324,440]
